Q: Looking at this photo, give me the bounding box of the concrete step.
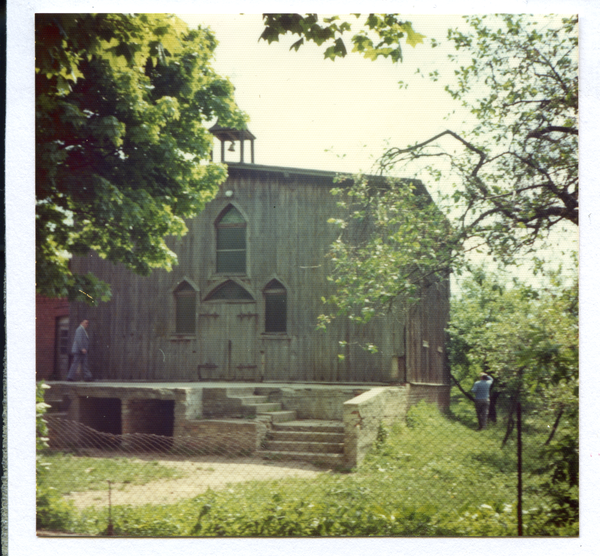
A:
[251,402,282,412]
[268,430,345,443]
[259,410,297,423]
[256,450,345,467]
[237,395,269,405]
[272,420,344,434]
[264,440,344,454]
[240,401,282,416]
[226,387,256,397]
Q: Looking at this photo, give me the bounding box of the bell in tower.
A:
[209,122,256,164]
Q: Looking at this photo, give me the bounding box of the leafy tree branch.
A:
[317,175,457,329]
[36,14,248,303]
[260,14,425,62]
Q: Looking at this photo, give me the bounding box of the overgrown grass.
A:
[39,402,578,537]
[41,452,186,494]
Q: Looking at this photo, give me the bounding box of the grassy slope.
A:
[42,453,186,494]
[39,402,577,537]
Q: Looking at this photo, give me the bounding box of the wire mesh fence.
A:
[37,395,578,537]
[43,416,329,510]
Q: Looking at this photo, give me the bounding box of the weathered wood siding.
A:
[406,279,450,385]
[71,165,448,384]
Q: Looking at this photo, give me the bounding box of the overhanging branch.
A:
[527,126,578,139]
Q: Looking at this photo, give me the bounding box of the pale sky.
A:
[180,13,472,178]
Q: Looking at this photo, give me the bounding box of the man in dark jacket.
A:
[66,319,93,382]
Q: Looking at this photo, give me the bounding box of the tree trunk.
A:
[544,405,564,446]
[449,370,475,402]
[488,390,500,423]
[502,368,524,447]
[502,393,518,447]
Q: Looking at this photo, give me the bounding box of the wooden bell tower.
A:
[209,123,256,164]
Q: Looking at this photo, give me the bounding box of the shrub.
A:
[191,490,443,536]
[374,422,389,448]
[36,382,76,530]
[36,483,76,531]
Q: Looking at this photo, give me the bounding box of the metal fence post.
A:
[517,401,523,536]
[107,480,114,536]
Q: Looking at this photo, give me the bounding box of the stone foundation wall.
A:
[407,383,450,411]
[45,384,204,437]
[201,388,247,418]
[178,418,269,453]
[343,386,410,467]
[342,383,450,467]
[259,387,368,420]
[43,382,450,465]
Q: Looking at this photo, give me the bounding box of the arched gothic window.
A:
[174,281,196,334]
[264,280,287,333]
[216,205,246,274]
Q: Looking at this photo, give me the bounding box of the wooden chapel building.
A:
[69,126,450,387]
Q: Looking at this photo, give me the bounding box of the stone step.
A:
[272,420,344,434]
[240,402,282,416]
[237,395,269,405]
[251,402,282,412]
[226,387,256,397]
[256,450,345,467]
[259,410,297,423]
[268,430,345,443]
[264,440,344,454]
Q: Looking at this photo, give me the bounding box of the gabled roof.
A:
[209,124,257,142]
[225,162,432,200]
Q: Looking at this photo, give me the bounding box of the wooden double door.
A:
[198,302,259,381]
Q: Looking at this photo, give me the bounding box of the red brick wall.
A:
[36,295,69,380]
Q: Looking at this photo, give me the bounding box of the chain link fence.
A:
[37,392,578,537]
[43,415,329,510]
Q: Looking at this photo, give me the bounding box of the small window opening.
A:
[216,206,246,274]
[264,280,287,333]
[174,281,196,333]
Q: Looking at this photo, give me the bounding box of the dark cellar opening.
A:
[79,397,122,435]
[127,399,175,437]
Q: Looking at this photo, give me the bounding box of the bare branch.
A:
[527,126,578,139]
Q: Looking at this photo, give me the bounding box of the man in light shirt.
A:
[471,373,493,430]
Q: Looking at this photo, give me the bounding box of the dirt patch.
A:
[66,455,328,508]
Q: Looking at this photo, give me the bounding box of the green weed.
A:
[40,452,186,494]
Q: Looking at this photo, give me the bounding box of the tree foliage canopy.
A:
[448,266,578,409]
[304,15,578,329]
[36,13,247,303]
[260,14,425,62]
[381,14,578,263]
[318,175,455,329]
[447,266,579,520]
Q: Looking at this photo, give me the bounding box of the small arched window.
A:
[264,280,287,333]
[216,205,246,274]
[174,281,196,334]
